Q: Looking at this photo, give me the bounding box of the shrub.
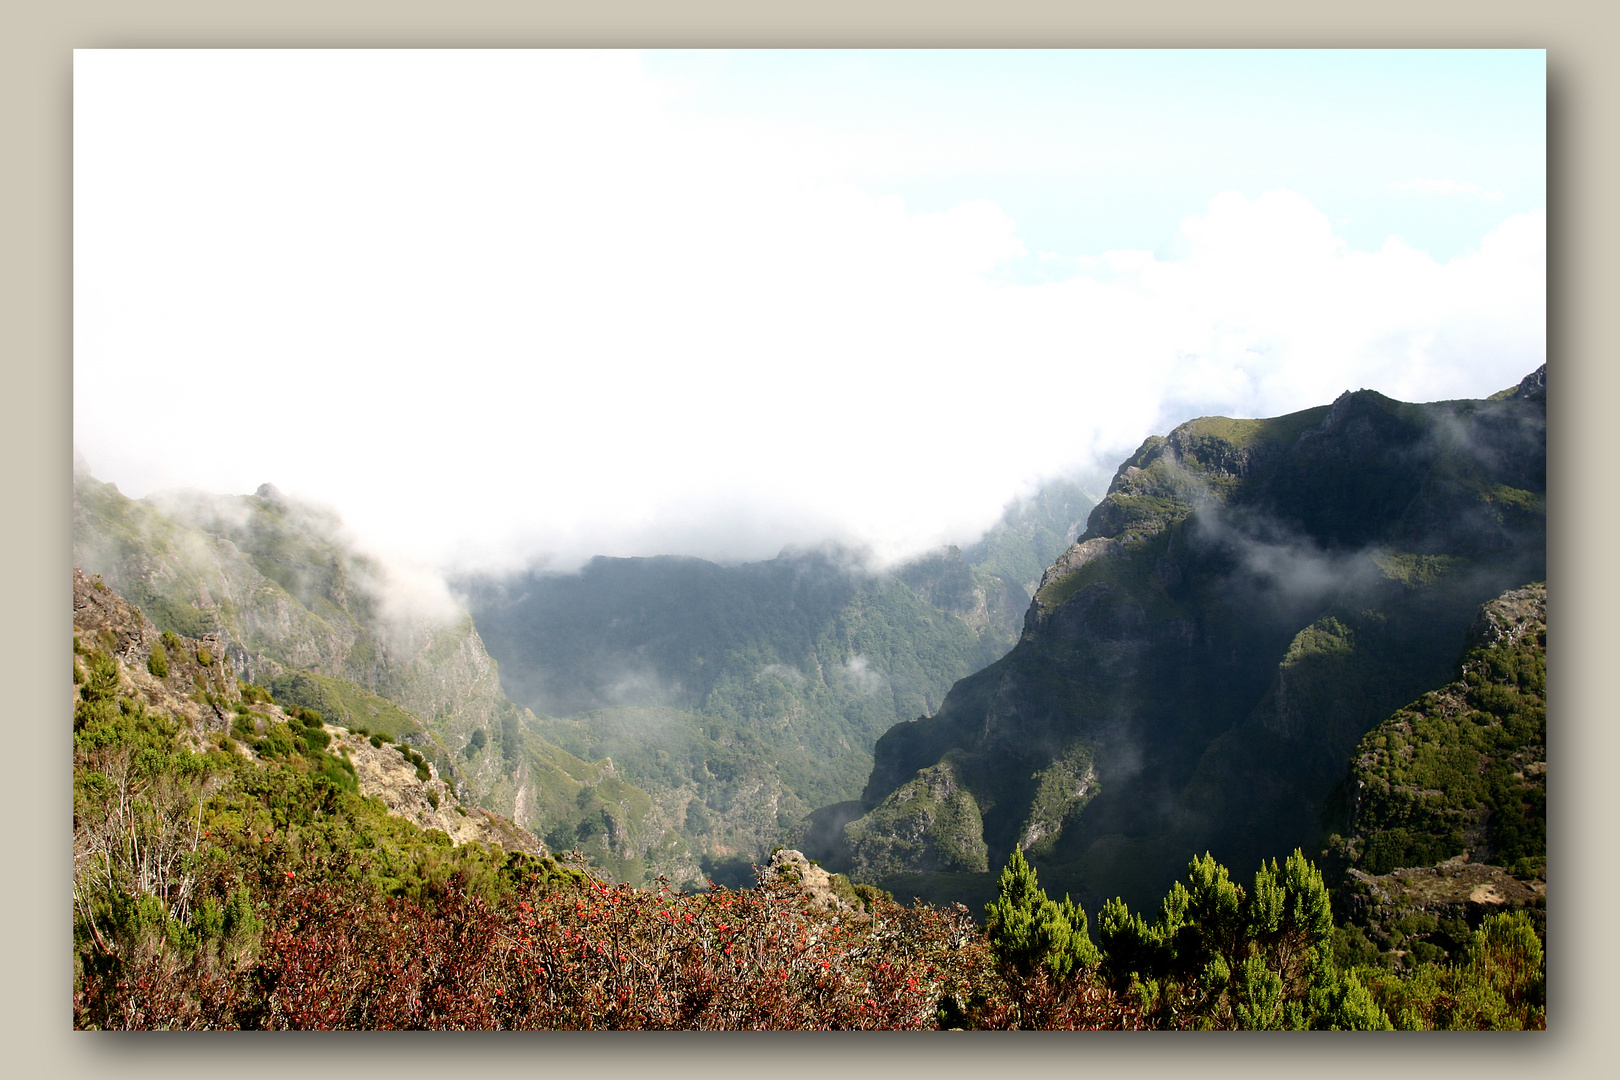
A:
[238,681,274,705]
[1095,850,1349,1029]
[254,723,299,759]
[147,646,169,679]
[985,846,1098,981]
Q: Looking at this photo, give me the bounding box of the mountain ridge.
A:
[817,367,1546,913]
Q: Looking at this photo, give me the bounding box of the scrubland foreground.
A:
[74,575,1541,1030]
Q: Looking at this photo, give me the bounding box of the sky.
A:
[73,49,1545,578]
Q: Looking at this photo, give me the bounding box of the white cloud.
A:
[1387,178,1507,201]
[73,54,1544,580]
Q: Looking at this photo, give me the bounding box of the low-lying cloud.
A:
[74,54,1544,581]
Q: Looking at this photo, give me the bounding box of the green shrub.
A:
[146,645,169,679]
[195,646,213,666]
[254,722,299,759]
[986,846,1098,981]
[237,681,274,705]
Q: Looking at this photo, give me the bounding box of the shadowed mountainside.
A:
[808,368,1545,914]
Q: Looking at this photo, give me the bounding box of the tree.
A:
[1095,849,1384,1029]
[984,846,1099,981]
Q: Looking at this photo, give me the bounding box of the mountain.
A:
[811,367,1546,913]
[72,468,699,887]
[459,476,1098,884]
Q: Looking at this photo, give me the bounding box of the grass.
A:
[1180,405,1329,452]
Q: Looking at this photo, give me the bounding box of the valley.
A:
[70,368,1546,1030]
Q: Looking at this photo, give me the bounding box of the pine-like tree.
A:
[985,846,1099,981]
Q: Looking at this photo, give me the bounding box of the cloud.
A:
[760,664,806,687]
[842,655,887,696]
[1387,178,1506,201]
[73,54,1544,581]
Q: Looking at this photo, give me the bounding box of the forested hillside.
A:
[461,476,1096,883]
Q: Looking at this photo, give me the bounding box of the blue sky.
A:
[74,49,1544,579]
[644,50,1544,265]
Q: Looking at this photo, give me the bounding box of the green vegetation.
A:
[1091,850,1386,1029]
[71,574,1542,1029]
[1016,745,1097,859]
[843,759,989,877]
[1372,549,1462,588]
[1327,585,1546,876]
[1180,405,1329,452]
[985,847,1097,981]
[1359,910,1544,1029]
[146,644,168,678]
[73,472,640,874]
[848,375,1545,915]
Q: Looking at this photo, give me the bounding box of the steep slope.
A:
[72,471,698,887]
[459,476,1097,880]
[1321,584,1545,969]
[72,567,549,856]
[826,368,1545,911]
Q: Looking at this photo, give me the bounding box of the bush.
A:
[1094,850,1349,1029]
[985,846,1098,982]
[238,682,274,705]
[147,646,169,679]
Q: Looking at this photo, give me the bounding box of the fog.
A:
[73,51,1544,582]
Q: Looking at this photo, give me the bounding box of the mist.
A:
[72,51,1544,583]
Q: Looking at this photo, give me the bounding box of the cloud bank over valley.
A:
[73,50,1545,581]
